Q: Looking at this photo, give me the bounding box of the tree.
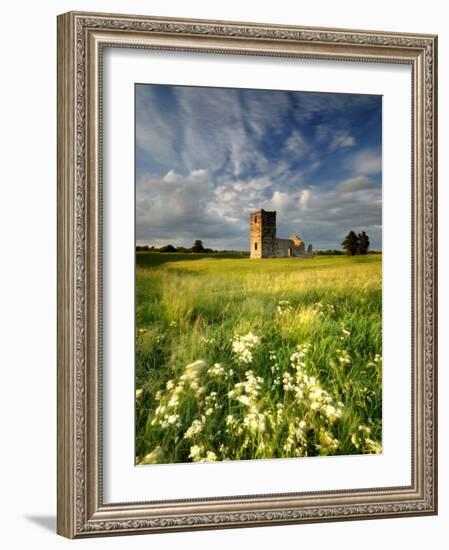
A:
[357,231,370,255]
[191,239,205,253]
[341,231,359,256]
[159,244,176,253]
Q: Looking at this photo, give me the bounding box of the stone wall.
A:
[249,211,262,258]
[275,238,305,257]
[250,209,276,258]
[250,209,312,259]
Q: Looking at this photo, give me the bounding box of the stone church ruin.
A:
[250,209,313,259]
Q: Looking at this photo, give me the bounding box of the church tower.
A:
[250,209,276,259]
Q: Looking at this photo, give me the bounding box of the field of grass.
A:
[135,252,382,465]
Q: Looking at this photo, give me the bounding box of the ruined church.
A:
[250,209,313,259]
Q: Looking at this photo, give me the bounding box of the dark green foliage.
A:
[357,231,370,255]
[341,230,359,256]
[159,244,177,253]
[342,231,371,256]
[191,240,205,253]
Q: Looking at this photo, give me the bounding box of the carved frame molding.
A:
[57,11,437,538]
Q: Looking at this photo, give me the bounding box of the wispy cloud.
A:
[136,85,382,250]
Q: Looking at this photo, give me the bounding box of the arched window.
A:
[254,216,258,223]
[254,242,258,251]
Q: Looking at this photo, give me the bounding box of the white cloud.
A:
[285,130,309,159]
[349,149,382,175]
[258,175,381,249]
[136,167,381,250]
[330,133,355,150]
[337,176,378,193]
[315,125,356,151]
[299,189,311,208]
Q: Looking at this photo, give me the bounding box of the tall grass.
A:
[135,253,382,464]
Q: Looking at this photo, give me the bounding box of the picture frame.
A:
[57,10,438,538]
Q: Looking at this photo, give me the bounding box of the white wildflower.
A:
[204,451,217,462]
[231,332,260,365]
[189,444,204,462]
[183,419,204,439]
[208,363,225,377]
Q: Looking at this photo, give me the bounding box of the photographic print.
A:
[135,84,382,465]
[58,12,437,536]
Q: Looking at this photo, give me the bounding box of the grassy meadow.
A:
[135,252,382,465]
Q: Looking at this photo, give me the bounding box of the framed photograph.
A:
[57,11,438,538]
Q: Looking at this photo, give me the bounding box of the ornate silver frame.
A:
[57,11,438,538]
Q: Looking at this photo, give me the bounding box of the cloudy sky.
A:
[136,84,382,250]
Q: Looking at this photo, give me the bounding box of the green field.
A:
[135,252,382,465]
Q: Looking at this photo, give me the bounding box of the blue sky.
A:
[135,84,382,250]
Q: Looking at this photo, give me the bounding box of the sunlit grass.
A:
[136,252,382,464]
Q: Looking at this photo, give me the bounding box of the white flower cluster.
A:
[227,370,268,435]
[150,360,207,429]
[140,446,164,465]
[189,444,217,462]
[208,363,225,378]
[276,299,293,316]
[289,343,343,428]
[228,370,263,402]
[183,418,205,439]
[231,332,260,364]
[269,350,282,388]
[313,302,336,318]
[367,354,382,367]
[351,424,381,454]
[336,348,351,366]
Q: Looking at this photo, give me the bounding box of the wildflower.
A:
[226,415,235,426]
[167,414,180,426]
[231,332,260,364]
[183,419,204,439]
[189,444,204,462]
[204,451,217,462]
[208,363,225,377]
[168,395,179,409]
[243,410,266,433]
[184,360,206,380]
[313,302,335,318]
[324,404,341,422]
[283,372,294,392]
[366,439,382,453]
[237,395,251,406]
[276,299,293,316]
[205,407,214,416]
[336,348,351,366]
[139,447,163,465]
[319,429,339,452]
[135,388,143,400]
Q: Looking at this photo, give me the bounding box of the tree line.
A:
[341,231,370,256]
[136,240,213,253]
[136,240,248,255]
